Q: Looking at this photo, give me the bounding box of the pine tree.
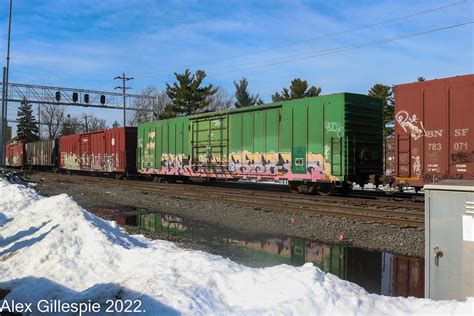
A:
[163,69,216,118]
[234,77,263,108]
[368,83,394,175]
[16,98,40,142]
[417,76,426,82]
[272,78,321,102]
[368,84,394,136]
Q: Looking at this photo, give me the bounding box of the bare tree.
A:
[205,87,233,112]
[85,115,108,132]
[127,85,169,126]
[40,104,65,139]
[153,90,170,119]
[60,114,84,136]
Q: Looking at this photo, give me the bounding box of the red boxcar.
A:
[59,127,137,174]
[5,142,25,167]
[115,214,137,226]
[394,74,474,187]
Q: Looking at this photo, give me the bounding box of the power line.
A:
[148,0,468,74]
[207,21,473,76]
[114,73,134,127]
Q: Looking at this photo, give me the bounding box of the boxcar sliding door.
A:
[191,115,229,173]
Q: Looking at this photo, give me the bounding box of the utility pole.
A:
[1,0,13,166]
[38,104,41,138]
[1,67,6,166]
[114,73,133,127]
[83,114,90,132]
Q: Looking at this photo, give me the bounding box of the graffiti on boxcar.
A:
[62,153,121,172]
[411,155,421,177]
[450,151,473,164]
[161,153,189,168]
[307,153,329,175]
[225,151,336,180]
[102,154,119,172]
[6,154,22,166]
[325,121,344,137]
[396,110,445,140]
[147,132,156,149]
[12,154,21,165]
[62,153,80,170]
[423,174,466,182]
[146,149,339,181]
[228,151,283,174]
[396,111,424,140]
[324,145,330,161]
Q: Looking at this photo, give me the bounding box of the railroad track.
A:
[30,171,423,210]
[206,180,425,203]
[29,172,425,229]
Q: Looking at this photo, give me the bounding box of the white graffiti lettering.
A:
[396,111,424,140]
[325,121,344,137]
[412,155,421,177]
[396,110,444,140]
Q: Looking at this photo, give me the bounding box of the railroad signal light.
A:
[55,91,61,102]
[100,95,106,105]
[84,94,89,103]
[72,92,78,102]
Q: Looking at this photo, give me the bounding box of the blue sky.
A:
[0,0,472,127]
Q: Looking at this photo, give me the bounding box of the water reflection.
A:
[115,212,424,298]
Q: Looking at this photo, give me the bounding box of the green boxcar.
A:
[137,93,383,190]
[137,213,187,236]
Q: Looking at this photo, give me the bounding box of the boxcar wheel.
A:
[289,182,299,193]
[316,184,334,196]
[289,182,314,194]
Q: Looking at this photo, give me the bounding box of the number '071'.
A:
[453,142,468,151]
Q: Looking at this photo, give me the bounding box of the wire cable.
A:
[150,0,468,73]
[207,21,473,76]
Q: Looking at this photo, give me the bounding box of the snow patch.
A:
[0,180,473,315]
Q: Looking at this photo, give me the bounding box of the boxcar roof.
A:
[395,73,473,88]
[143,92,377,124]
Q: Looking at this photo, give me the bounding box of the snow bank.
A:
[0,180,473,315]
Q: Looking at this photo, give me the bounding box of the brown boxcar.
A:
[5,142,25,167]
[389,256,424,298]
[25,139,58,167]
[394,74,474,187]
[59,127,137,174]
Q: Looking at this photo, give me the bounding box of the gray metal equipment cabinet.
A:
[425,180,474,300]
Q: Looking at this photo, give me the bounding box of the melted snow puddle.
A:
[102,209,424,298]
